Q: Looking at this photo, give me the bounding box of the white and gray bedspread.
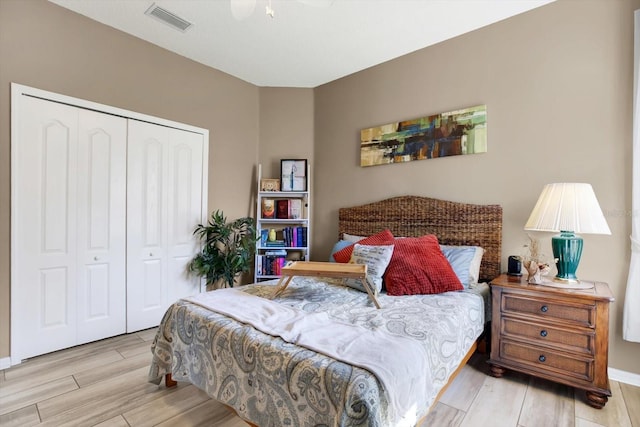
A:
[148,277,486,426]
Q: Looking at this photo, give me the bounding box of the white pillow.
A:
[345,244,394,294]
[342,233,366,243]
[440,245,484,288]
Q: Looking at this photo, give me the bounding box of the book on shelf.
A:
[259,227,307,248]
[257,254,287,276]
[265,249,287,256]
[276,199,290,219]
[256,256,263,276]
[262,198,275,218]
[278,226,307,247]
[290,199,302,219]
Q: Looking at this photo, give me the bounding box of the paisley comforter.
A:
[148,277,486,426]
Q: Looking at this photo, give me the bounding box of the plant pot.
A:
[206,275,241,291]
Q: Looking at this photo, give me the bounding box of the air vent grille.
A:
[145,3,192,32]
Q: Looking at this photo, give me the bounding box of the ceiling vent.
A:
[145,3,193,32]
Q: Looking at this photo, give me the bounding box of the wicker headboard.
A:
[338,195,503,282]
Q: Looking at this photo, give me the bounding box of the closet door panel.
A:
[127,123,204,332]
[76,109,127,343]
[12,97,79,360]
[167,129,204,303]
[127,121,168,332]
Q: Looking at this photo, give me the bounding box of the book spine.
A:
[283,227,290,247]
[262,199,275,218]
[290,199,302,219]
[276,199,291,219]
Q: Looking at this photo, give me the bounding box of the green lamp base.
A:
[551,231,583,283]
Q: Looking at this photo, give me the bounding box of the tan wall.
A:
[0,0,260,359]
[258,87,314,180]
[313,0,640,374]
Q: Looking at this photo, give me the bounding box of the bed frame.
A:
[338,195,502,282]
[166,195,503,425]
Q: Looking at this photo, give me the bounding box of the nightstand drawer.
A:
[501,318,594,355]
[502,293,595,328]
[500,340,594,382]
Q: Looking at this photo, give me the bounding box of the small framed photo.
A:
[260,178,280,192]
[280,159,307,192]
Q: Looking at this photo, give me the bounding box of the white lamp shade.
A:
[524,183,611,235]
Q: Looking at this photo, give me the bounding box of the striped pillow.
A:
[332,229,395,263]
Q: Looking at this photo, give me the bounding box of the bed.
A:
[149,195,502,426]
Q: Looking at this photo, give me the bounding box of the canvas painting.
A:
[360,105,487,167]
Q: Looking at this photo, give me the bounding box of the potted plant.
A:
[189,210,257,289]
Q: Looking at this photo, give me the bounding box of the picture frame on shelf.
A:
[260,178,280,192]
[280,159,307,192]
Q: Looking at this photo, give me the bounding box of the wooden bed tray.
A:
[270,261,381,308]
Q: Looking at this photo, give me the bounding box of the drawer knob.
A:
[540,330,548,337]
[539,355,546,362]
[540,305,548,313]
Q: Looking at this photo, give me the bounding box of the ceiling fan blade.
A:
[230,0,256,20]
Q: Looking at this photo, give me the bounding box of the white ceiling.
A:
[49,0,555,88]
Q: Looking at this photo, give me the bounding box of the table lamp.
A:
[524,183,611,284]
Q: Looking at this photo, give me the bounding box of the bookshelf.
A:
[255,163,311,282]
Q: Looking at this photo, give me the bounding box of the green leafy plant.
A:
[189,210,257,289]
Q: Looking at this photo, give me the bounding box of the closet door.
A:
[12,97,127,360]
[12,97,80,360]
[166,128,205,303]
[127,121,203,332]
[76,109,127,343]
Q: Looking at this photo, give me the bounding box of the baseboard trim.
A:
[609,367,640,387]
[0,357,11,370]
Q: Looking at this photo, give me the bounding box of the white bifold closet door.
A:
[12,96,127,361]
[12,85,208,363]
[126,120,204,332]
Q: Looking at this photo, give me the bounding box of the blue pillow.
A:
[329,240,352,262]
[440,245,482,288]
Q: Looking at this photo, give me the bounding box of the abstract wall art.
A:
[360,105,487,167]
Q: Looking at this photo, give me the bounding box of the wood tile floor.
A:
[1,328,638,427]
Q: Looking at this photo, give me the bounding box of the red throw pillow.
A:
[384,235,463,295]
[332,229,395,263]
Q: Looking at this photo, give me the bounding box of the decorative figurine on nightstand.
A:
[523,234,550,284]
[524,259,551,284]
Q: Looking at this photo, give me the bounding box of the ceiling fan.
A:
[230,0,335,20]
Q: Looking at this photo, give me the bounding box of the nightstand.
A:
[488,274,614,408]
